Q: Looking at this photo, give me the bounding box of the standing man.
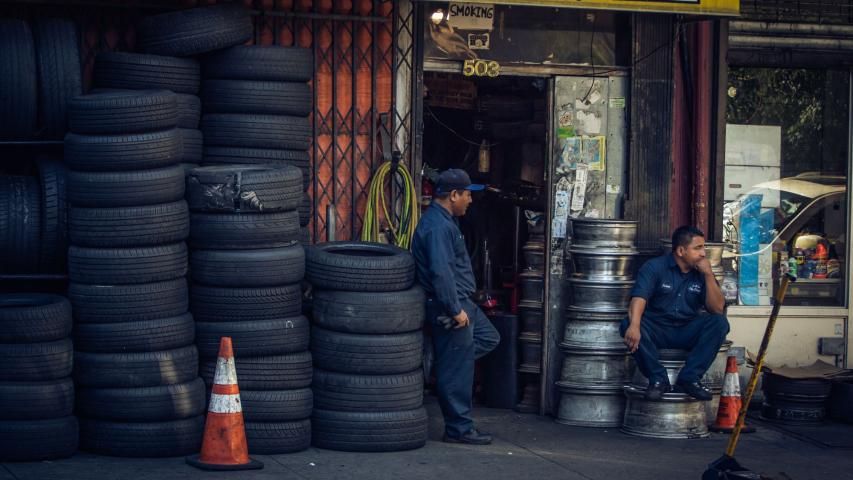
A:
[621,225,729,401]
[412,168,500,445]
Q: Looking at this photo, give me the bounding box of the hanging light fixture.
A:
[478,139,490,173]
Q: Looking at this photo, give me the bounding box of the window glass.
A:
[722,68,849,307]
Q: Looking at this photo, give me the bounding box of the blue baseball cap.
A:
[436,169,484,194]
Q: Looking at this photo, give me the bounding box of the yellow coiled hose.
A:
[361,161,419,249]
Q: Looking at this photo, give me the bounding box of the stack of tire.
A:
[65,91,205,457]
[1,17,82,141]
[187,164,312,454]
[199,44,314,243]
[1,17,78,274]
[91,52,202,178]
[306,241,428,452]
[0,294,77,461]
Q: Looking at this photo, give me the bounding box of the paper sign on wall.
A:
[447,3,495,30]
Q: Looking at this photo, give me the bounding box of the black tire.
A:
[190,283,302,322]
[76,378,205,422]
[201,79,312,116]
[0,379,74,420]
[74,345,199,388]
[0,176,41,272]
[203,146,310,191]
[246,419,311,454]
[74,313,195,353]
[203,45,313,82]
[191,245,305,287]
[312,369,424,412]
[298,193,311,226]
[69,200,189,248]
[68,90,177,134]
[176,93,201,128]
[69,279,188,324]
[312,286,424,334]
[306,241,415,292]
[201,113,310,150]
[36,157,68,272]
[64,129,183,172]
[34,18,82,139]
[311,327,422,375]
[240,388,312,422]
[68,243,187,285]
[137,4,252,57]
[195,316,309,357]
[186,164,302,213]
[0,339,73,381]
[94,52,200,94]
[0,19,37,140]
[0,293,71,343]
[311,408,428,452]
[67,164,185,207]
[179,128,203,163]
[0,416,78,462]
[200,351,312,390]
[79,416,203,457]
[190,211,300,249]
[764,373,833,398]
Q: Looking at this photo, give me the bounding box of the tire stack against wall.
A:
[306,242,428,452]
[65,92,206,457]
[759,371,832,425]
[556,219,638,427]
[199,44,314,243]
[0,294,77,461]
[516,233,545,413]
[187,164,312,454]
[91,52,202,180]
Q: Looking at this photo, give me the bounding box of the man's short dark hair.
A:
[671,225,704,252]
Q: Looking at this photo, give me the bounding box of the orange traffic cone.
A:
[710,355,755,433]
[187,337,263,471]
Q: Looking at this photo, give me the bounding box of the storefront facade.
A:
[715,1,852,372]
[394,0,741,415]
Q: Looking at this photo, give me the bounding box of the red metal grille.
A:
[0,0,403,243]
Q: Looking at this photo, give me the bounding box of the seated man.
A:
[621,225,730,401]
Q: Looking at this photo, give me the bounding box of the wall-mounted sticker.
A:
[571,166,588,213]
[606,184,621,194]
[609,97,626,109]
[551,176,572,239]
[576,110,601,135]
[582,136,606,171]
[467,32,490,49]
[558,137,581,174]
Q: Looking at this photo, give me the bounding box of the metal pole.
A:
[326,204,337,242]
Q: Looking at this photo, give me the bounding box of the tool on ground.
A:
[710,355,754,434]
[703,274,795,480]
[187,337,262,471]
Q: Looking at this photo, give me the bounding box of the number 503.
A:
[462,59,500,78]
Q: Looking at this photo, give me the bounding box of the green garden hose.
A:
[361,161,419,249]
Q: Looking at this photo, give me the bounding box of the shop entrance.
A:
[421,72,549,411]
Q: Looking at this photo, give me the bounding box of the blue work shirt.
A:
[630,253,707,325]
[412,202,476,317]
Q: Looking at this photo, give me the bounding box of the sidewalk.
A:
[4,397,852,480]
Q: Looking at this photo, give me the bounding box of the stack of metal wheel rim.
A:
[623,348,716,438]
[555,219,638,427]
[516,240,545,413]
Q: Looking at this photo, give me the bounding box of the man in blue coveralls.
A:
[412,169,500,445]
[621,225,729,401]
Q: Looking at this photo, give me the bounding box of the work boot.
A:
[443,428,493,445]
[676,380,713,401]
[644,381,671,401]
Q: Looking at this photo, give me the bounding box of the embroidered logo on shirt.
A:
[660,282,673,292]
[688,282,702,294]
